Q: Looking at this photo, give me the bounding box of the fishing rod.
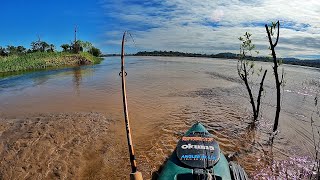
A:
[120,31,143,180]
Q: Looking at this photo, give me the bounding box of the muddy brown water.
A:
[0,56,319,179]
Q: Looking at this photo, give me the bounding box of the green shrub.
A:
[0,52,103,73]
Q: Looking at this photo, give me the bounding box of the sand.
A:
[0,112,129,180]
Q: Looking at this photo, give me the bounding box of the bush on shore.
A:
[0,52,102,73]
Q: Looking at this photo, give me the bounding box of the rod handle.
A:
[130,171,143,180]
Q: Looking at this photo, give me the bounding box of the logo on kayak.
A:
[181,143,215,151]
[180,154,217,160]
[181,136,214,142]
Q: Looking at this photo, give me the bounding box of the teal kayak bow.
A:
[158,122,248,180]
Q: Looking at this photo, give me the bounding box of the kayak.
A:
[158,122,248,180]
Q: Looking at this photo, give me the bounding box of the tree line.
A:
[134,51,320,68]
[0,39,101,57]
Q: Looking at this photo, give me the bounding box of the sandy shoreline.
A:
[0,112,130,180]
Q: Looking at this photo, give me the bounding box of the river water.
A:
[0,56,319,179]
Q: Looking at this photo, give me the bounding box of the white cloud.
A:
[210,9,224,22]
[101,0,320,58]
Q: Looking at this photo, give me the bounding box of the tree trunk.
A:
[256,69,268,121]
[241,63,257,121]
[265,21,281,132]
[243,75,257,120]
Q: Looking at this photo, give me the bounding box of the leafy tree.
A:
[6,45,24,55]
[26,49,33,53]
[238,32,267,123]
[78,40,93,52]
[31,38,51,52]
[4,45,26,55]
[17,46,26,54]
[65,40,97,54]
[6,46,16,55]
[61,44,70,52]
[47,44,55,52]
[89,47,102,57]
[6,45,26,55]
[40,41,49,52]
[0,46,8,56]
[31,41,41,52]
[71,41,80,53]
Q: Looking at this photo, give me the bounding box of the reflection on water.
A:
[0,56,319,179]
[72,67,82,96]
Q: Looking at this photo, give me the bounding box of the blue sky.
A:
[0,0,319,59]
[0,0,104,51]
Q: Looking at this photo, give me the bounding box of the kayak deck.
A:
[158,122,233,179]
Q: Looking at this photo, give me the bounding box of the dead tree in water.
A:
[265,21,283,133]
[238,32,268,123]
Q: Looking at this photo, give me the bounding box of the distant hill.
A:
[135,51,205,57]
[282,58,320,68]
[133,51,320,68]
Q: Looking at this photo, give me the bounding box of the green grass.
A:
[0,52,103,73]
[79,52,103,64]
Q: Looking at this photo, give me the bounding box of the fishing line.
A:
[124,31,140,54]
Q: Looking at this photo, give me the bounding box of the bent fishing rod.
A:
[120,31,143,180]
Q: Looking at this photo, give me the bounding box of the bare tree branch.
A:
[256,70,268,120]
[265,21,282,133]
[238,32,268,123]
[274,21,280,47]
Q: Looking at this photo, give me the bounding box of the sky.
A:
[0,0,319,59]
[0,0,104,52]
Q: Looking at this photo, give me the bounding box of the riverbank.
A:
[0,52,103,73]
